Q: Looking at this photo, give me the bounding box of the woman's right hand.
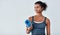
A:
[26,25,33,34]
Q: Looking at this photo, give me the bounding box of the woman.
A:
[26,1,50,35]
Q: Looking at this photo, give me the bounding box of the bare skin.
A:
[26,4,50,35]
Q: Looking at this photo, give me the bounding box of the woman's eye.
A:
[36,6,40,8]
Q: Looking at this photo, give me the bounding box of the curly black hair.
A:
[35,1,47,10]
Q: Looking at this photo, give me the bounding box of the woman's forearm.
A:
[26,26,33,34]
[28,26,33,31]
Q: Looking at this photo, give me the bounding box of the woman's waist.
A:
[32,28,45,32]
[32,27,46,30]
[31,29,45,34]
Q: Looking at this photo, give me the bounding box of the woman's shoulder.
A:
[45,17,50,24]
[28,16,34,22]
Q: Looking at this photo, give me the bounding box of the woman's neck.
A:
[36,12,43,17]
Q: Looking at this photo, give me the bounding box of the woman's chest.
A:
[32,22,46,29]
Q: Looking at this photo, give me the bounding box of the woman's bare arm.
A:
[26,16,33,34]
[46,18,50,35]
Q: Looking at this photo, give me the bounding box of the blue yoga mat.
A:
[25,19,31,28]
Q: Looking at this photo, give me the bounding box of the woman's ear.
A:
[41,7,44,11]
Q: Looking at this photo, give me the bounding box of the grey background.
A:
[0,0,60,35]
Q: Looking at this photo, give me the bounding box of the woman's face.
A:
[34,4,43,13]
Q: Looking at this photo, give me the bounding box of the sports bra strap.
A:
[44,17,46,23]
[32,16,34,23]
[44,17,47,25]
